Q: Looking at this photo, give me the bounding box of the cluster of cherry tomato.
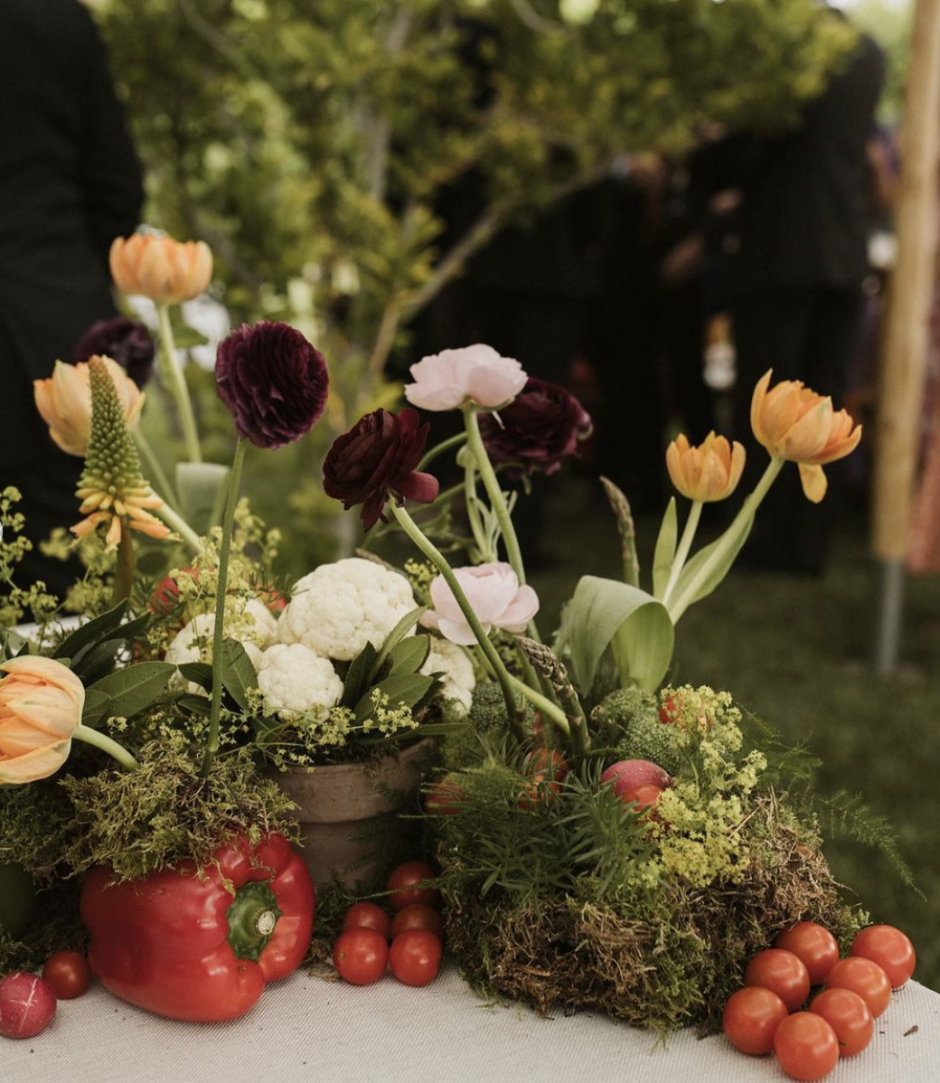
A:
[0,950,93,1040]
[332,861,444,989]
[723,920,916,1081]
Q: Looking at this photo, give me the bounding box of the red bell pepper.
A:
[80,833,314,1022]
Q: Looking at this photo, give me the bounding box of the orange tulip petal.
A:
[0,739,73,784]
[799,463,828,503]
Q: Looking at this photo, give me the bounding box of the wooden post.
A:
[872,0,940,672]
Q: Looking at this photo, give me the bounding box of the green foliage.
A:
[59,741,299,881]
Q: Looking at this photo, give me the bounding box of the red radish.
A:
[0,972,57,1039]
[601,758,670,798]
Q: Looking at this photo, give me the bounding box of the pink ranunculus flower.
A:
[421,562,539,645]
[403,344,528,411]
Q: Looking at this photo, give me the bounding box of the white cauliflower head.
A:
[165,597,277,693]
[257,643,343,720]
[277,557,416,661]
[420,636,476,717]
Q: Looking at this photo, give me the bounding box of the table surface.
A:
[8,965,939,1083]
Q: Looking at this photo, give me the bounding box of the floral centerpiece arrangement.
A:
[0,231,912,1037]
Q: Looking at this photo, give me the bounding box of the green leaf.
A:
[71,639,128,684]
[219,638,258,711]
[86,662,176,722]
[176,693,211,716]
[178,661,213,692]
[341,641,378,708]
[53,601,127,660]
[555,576,674,694]
[354,673,439,723]
[176,462,230,535]
[368,605,426,681]
[384,635,431,679]
[671,514,754,615]
[652,498,678,600]
[81,689,111,729]
[168,307,210,347]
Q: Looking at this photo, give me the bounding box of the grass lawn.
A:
[527,477,940,993]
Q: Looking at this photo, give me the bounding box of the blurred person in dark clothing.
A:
[0,0,144,595]
[689,19,885,573]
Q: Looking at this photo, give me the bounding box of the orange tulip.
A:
[110,233,213,304]
[666,431,745,502]
[33,356,144,456]
[750,370,862,503]
[0,657,84,784]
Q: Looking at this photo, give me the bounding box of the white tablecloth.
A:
[8,966,939,1083]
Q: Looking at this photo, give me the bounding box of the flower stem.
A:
[201,437,248,777]
[463,407,526,582]
[661,499,703,607]
[668,457,785,623]
[73,724,139,771]
[112,529,135,606]
[417,431,467,472]
[154,501,203,555]
[507,673,572,740]
[391,502,530,745]
[156,302,202,464]
[134,427,179,506]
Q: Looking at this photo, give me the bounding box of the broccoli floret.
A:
[441,682,534,770]
[592,687,685,775]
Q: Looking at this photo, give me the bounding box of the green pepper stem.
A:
[73,723,139,771]
[156,302,202,464]
[201,437,248,777]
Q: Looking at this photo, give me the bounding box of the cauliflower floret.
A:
[277,557,416,661]
[421,637,475,717]
[165,598,277,693]
[257,643,343,720]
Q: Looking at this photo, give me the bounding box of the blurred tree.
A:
[91,0,857,571]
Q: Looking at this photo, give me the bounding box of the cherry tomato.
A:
[773,922,840,987]
[809,987,873,1058]
[824,956,891,1018]
[849,924,916,989]
[744,949,811,1012]
[41,950,92,1000]
[342,901,392,940]
[332,927,389,985]
[386,861,439,911]
[388,929,443,987]
[773,1011,840,1081]
[722,985,789,1055]
[390,903,444,940]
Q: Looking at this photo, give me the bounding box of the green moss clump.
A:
[60,739,299,881]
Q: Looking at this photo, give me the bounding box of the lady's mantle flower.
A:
[323,408,439,530]
[110,232,213,304]
[74,317,156,388]
[0,657,84,784]
[479,376,592,475]
[34,356,144,457]
[751,369,862,503]
[71,357,169,548]
[215,321,329,449]
[421,562,539,645]
[404,344,527,411]
[666,432,745,502]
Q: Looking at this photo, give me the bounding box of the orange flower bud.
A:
[109,233,213,304]
[33,357,144,457]
[665,431,745,502]
[750,370,862,503]
[0,657,84,784]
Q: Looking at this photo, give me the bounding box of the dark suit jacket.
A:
[0,0,144,589]
[689,30,886,296]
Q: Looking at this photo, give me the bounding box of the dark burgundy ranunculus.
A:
[73,317,156,387]
[323,407,439,530]
[214,321,328,449]
[478,376,592,475]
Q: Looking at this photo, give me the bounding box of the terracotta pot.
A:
[271,738,436,891]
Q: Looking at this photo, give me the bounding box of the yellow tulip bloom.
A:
[33,356,143,457]
[0,657,84,784]
[666,431,746,503]
[110,232,213,304]
[750,370,862,503]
